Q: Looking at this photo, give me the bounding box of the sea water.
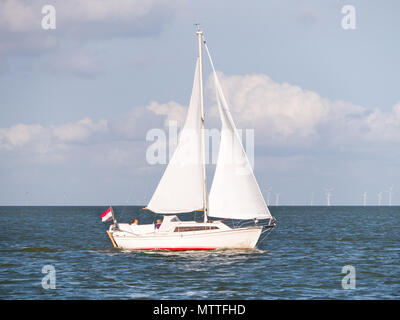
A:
[0,206,399,299]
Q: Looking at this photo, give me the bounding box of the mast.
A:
[196,26,208,223]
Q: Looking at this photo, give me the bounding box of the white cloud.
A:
[0,101,186,163]
[0,0,186,61]
[108,103,169,141]
[146,101,186,127]
[208,73,330,146]
[0,117,108,163]
[61,0,172,23]
[0,123,44,149]
[52,117,107,143]
[206,72,400,149]
[1,73,400,166]
[1,73,400,205]
[364,102,400,143]
[0,0,185,33]
[0,0,38,33]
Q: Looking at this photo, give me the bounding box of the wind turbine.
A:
[310,191,314,206]
[388,186,393,206]
[265,187,272,206]
[275,193,280,206]
[362,192,367,206]
[377,192,382,206]
[325,188,333,206]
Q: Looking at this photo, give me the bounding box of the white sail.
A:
[206,48,272,220]
[147,59,204,213]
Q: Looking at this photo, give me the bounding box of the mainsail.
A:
[205,44,272,220]
[147,58,204,213]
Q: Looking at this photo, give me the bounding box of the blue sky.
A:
[0,0,399,205]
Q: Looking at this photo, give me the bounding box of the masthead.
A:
[194,23,202,34]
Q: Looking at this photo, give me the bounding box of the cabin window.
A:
[174,226,219,232]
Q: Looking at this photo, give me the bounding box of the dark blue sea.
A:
[0,206,399,299]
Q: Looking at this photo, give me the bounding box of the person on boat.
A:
[130,218,138,225]
[155,219,162,229]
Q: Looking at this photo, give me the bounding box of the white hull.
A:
[108,219,264,251]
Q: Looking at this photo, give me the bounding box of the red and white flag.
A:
[101,207,113,223]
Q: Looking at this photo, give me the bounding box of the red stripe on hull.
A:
[128,247,217,251]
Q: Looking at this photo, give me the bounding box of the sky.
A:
[0,0,399,206]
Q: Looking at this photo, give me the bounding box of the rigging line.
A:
[204,41,251,162]
[117,187,138,223]
[203,42,231,112]
[259,227,274,243]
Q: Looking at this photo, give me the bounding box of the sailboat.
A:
[106,27,276,251]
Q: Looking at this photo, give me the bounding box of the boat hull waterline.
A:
[108,226,263,251]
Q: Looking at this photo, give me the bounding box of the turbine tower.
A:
[265,188,272,206]
[377,192,382,206]
[325,188,333,206]
[388,186,393,206]
[275,193,280,206]
[362,192,367,206]
[310,191,314,206]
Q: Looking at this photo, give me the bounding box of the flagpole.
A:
[110,206,117,225]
